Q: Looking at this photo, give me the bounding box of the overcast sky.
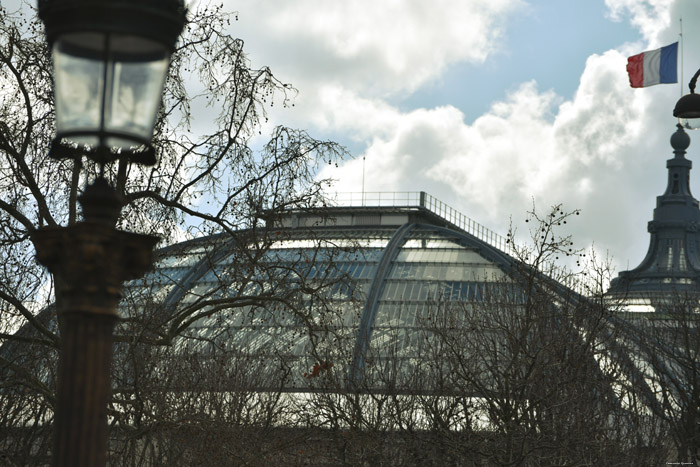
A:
[220,0,700,278]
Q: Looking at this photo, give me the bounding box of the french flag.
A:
[627,42,678,88]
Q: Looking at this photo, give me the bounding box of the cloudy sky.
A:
[221,0,700,278]
[8,0,697,277]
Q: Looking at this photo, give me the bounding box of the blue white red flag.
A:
[627,42,678,88]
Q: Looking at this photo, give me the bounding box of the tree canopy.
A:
[0,4,347,462]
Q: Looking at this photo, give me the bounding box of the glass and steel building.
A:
[122,192,524,392]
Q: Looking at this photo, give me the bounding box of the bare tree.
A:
[420,206,670,465]
[291,206,671,466]
[631,291,700,464]
[0,2,345,463]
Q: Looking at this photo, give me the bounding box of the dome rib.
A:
[350,222,418,389]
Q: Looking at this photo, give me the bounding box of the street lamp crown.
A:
[38,0,187,52]
[674,68,700,131]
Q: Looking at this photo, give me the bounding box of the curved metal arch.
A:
[348,222,417,389]
[347,222,517,390]
[157,234,235,312]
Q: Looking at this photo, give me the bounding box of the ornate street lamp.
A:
[32,1,186,466]
[674,68,700,130]
[39,0,186,164]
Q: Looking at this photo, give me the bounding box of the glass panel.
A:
[247,331,273,352]
[425,265,439,279]
[417,282,428,301]
[383,282,399,300]
[455,250,492,264]
[108,34,169,144]
[679,242,687,271]
[159,267,190,282]
[157,253,204,268]
[397,248,494,264]
[354,263,368,279]
[53,37,104,145]
[105,53,169,145]
[390,283,403,301]
[405,308,417,326]
[445,265,461,280]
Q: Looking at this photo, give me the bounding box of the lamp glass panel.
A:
[53,33,105,146]
[679,117,700,131]
[104,34,170,148]
[52,32,170,150]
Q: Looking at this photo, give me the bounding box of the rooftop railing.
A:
[423,193,588,295]
[335,191,587,295]
[332,191,514,256]
[331,192,586,295]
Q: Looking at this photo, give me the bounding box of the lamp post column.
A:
[32,178,158,467]
[34,0,185,462]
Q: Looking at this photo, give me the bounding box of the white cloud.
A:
[231,0,524,96]
[605,0,674,43]
[554,50,648,168]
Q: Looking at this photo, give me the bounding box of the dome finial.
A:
[671,123,691,153]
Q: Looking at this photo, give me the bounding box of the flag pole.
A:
[361,155,366,206]
[680,17,684,96]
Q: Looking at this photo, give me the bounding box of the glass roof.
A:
[121,221,516,390]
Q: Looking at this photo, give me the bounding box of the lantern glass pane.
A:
[52,32,170,151]
[680,117,700,131]
[104,40,170,148]
[53,33,105,146]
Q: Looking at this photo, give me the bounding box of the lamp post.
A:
[32,1,186,466]
[674,68,700,130]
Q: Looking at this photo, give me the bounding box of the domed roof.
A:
[608,125,700,310]
[122,193,521,391]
